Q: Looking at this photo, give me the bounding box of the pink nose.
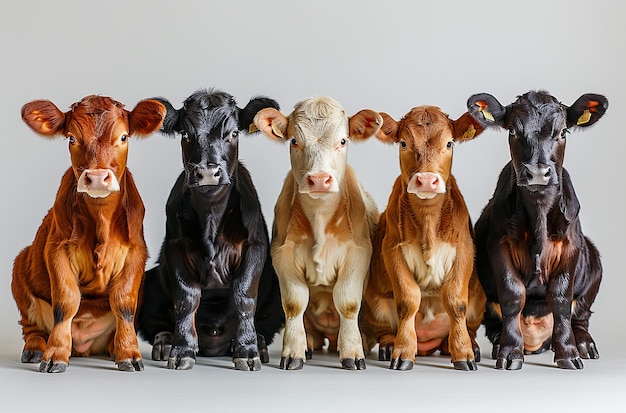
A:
[77,169,120,194]
[415,173,439,192]
[306,173,333,192]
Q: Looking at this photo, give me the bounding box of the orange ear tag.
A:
[577,109,592,125]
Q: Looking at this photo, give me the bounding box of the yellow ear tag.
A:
[248,123,259,133]
[271,122,284,138]
[481,109,495,122]
[463,124,476,140]
[577,109,592,125]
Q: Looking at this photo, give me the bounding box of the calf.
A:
[467,90,607,370]
[254,97,381,370]
[360,106,486,371]
[136,89,284,371]
[12,95,165,373]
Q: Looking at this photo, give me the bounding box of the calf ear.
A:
[453,112,485,142]
[146,97,178,136]
[566,94,608,128]
[129,99,166,137]
[239,97,280,133]
[349,109,383,141]
[21,100,66,137]
[374,112,399,144]
[467,93,506,128]
[253,108,289,140]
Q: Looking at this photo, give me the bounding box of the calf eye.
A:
[229,130,239,141]
[446,141,454,149]
[340,138,347,146]
[290,137,298,147]
[67,135,75,144]
[400,140,407,150]
[560,129,569,139]
[120,134,128,142]
[508,128,516,137]
[181,132,190,142]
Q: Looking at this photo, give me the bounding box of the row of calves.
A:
[12,90,607,373]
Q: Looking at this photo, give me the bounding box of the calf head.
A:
[467,91,608,192]
[375,106,484,199]
[254,96,382,198]
[21,95,165,198]
[155,89,279,192]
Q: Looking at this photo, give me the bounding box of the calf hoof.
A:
[390,358,413,371]
[151,331,173,361]
[341,358,366,370]
[556,357,584,370]
[167,356,195,370]
[234,357,262,371]
[491,344,500,360]
[21,349,43,363]
[305,348,313,360]
[577,341,599,360]
[378,345,393,361]
[453,360,478,371]
[258,334,270,364]
[117,359,144,372]
[495,357,523,370]
[279,356,304,370]
[39,360,67,373]
[473,347,481,363]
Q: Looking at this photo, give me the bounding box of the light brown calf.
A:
[254,96,381,370]
[360,106,486,370]
[12,95,165,373]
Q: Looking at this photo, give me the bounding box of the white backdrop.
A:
[0,1,624,407]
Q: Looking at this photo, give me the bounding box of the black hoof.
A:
[495,357,523,370]
[305,348,313,360]
[577,341,599,360]
[556,357,584,370]
[21,349,43,363]
[167,356,195,370]
[151,331,173,361]
[473,348,481,363]
[234,357,262,371]
[341,358,366,370]
[279,356,304,370]
[453,360,478,371]
[390,358,413,371]
[491,344,500,360]
[39,360,67,373]
[117,359,144,372]
[258,335,270,364]
[378,345,393,361]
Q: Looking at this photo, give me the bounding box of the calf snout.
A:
[520,163,553,186]
[77,169,120,198]
[407,172,446,199]
[305,172,334,193]
[190,164,228,187]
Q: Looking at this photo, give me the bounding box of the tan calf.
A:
[254,97,381,370]
[360,106,486,370]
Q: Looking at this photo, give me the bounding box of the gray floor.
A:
[1,331,624,413]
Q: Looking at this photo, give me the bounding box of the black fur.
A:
[467,91,607,370]
[137,89,284,370]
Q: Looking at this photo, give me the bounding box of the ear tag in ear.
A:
[463,124,476,140]
[271,122,284,138]
[475,101,494,122]
[577,109,592,125]
[248,123,259,133]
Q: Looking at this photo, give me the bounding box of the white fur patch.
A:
[401,242,457,291]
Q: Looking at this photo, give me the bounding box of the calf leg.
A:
[547,270,583,370]
[333,274,366,370]
[441,275,477,371]
[11,271,50,363]
[278,277,309,370]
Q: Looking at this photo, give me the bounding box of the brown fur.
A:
[360,106,486,370]
[12,95,164,372]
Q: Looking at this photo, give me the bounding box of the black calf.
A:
[467,90,607,370]
[137,89,284,370]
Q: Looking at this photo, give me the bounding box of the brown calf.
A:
[12,95,165,373]
[360,106,486,370]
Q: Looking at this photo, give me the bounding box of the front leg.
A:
[165,240,202,370]
[230,243,264,371]
[492,245,526,370]
[334,247,368,370]
[547,269,583,370]
[109,247,146,372]
[39,247,81,373]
